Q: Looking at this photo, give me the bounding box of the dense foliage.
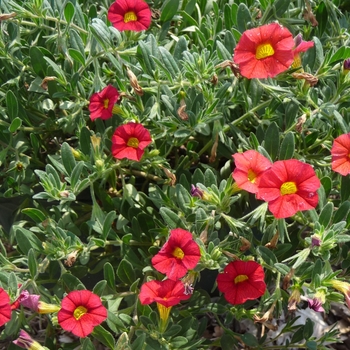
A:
[2,0,350,349]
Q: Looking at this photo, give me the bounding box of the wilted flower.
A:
[108,0,151,32]
[257,159,320,219]
[19,290,60,314]
[233,23,294,79]
[288,288,301,311]
[151,228,201,280]
[89,85,119,121]
[13,330,46,350]
[111,122,152,161]
[57,290,107,338]
[216,260,266,305]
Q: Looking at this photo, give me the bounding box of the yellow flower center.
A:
[280,181,297,195]
[73,306,87,320]
[234,274,248,284]
[103,98,109,109]
[247,169,257,183]
[256,43,275,60]
[172,247,184,259]
[124,11,137,23]
[292,54,302,69]
[127,137,139,148]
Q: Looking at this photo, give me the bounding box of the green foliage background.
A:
[1,0,350,349]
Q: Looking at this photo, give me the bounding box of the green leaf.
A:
[102,211,117,240]
[279,132,295,160]
[274,263,290,275]
[15,227,43,254]
[306,340,318,350]
[159,47,180,78]
[204,168,217,187]
[303,318,314,340]
[6,90,18,121]
[28,248,38,279]
[131,333,146,350]
[68,48,85,66]
[61,142,76,176]
[318,202,333,228]
[81,338,95,350]
[264,122,279,160]
[334,201,350,223]
[329,46,350,64]
[257,246,278,268]
[9,117,22,132]
[29,46,47,77]
[273,0,291,17]
[80,127,92,155]
[104,262,116,290]
[341,175,350,202]
[236,3,251,33]
[92,325,115,349]
[240,333,258,347]
[90,18,111,50]
[70,161,84,189]
[334,110,349,133]
[170,336,188,348]
[216,40,232,60]
[117,259,136,285]
[160,0,180,22]
[159,207,186,229]
[64,2,75,23]
[115,332,131,350]
[93,280,107,296]
[61,273,85,290]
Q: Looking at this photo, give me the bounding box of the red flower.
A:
[139,279,191,308]
[233,23,294,79]
[292,34,314,69]
[57,290,107,338]
[257,159,320,219]
[331,133,350,176]
[0,288,11,326]
[232,150,272,194]
[89,85,119,121]
[151,228,201,280]
[108,0,151,32]
[111,122,152,161]
[217,260,266,305]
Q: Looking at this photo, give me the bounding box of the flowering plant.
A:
[2,0,350,349]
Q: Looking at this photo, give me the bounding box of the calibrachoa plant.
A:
[2,0,350,349]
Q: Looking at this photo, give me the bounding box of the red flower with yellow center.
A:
[111,122,152,161]
[257,159,320,219]
[139,279,191,331]
[232,150,272,194]
[108,0,151,32]
[217,260,266,305]
[57,290,107,338]
[151,228,201,280]
[331,133,350,176]
[89,85,119,121]
[233,23,295,79]
[0,288,12,327]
